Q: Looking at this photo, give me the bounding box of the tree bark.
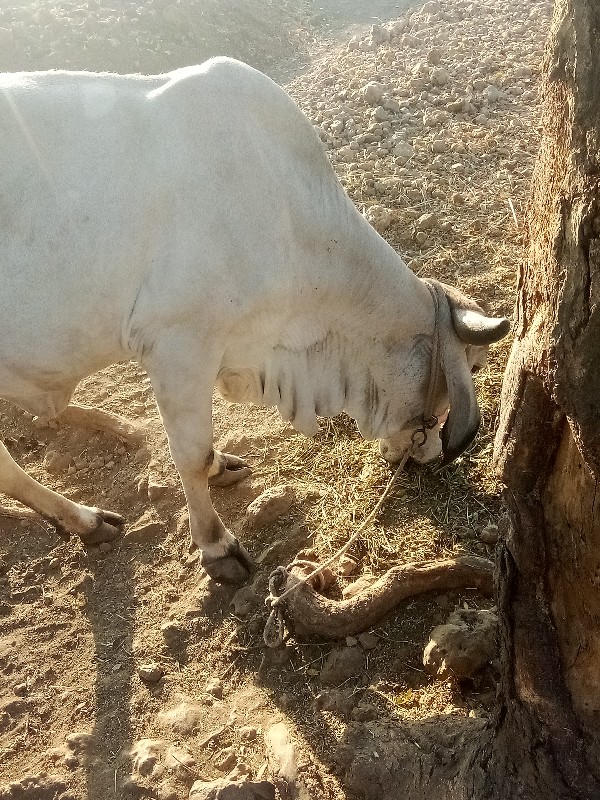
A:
[334,2,600,797]
[491,0,600,795]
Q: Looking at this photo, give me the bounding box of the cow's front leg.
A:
[146,337,252,584]
[0,440,123,544]
[180,457,253,584]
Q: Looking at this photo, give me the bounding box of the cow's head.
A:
[379,280,510,467]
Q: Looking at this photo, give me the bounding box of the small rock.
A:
[8,773,68,796]
[161,621,186,647]
[339,555,358,576]
[189,778,275,800]
[138,662,164,683]
[416,212,439,231]
[370,24,389,45]
[351,703,379,722]
[431,67,450,86]
[130,739,165,778]
[427,46,442,65]
[65,732,95,754]
[230,583,260,616]
[363,81,385,104]
[390,19,407,36]
[43,450,72,474]
[392,141,415,162]
[410,76,428,92]
[13,683,27,697]
[265,723,302,798]
[214,746,237,772]
[124,512,164,543]
[148,481,171,503]
[480,524,499,545]
[239,725,258,741]
[246,485,295,530]
[357,632,379,650]
[447,99,465,113]
[432,139,448,154]
[423,608,499,680]
[320,647,364,686]
[513,65,532,79]
[69,573,94,595]
[205,677,224,699]
[134,446,151,463]
[358,39,376,53]
[314,688,357,717]
[383,98,400,113]
[483,85,502,103]
[158,701,205,735]
[365,204,394,233]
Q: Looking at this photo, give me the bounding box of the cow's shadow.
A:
[81,544,137,800]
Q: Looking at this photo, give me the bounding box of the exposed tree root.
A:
[59,403,145,446]
[283,555,494,639]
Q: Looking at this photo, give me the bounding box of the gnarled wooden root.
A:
[283,555,494,639]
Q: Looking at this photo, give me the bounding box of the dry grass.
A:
[252,336,511,575]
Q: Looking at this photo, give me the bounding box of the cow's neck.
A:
[217,241,433,441]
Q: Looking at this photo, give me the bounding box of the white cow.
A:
[0,58,509,583]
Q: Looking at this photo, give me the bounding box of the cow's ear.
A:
[441,282,511,346]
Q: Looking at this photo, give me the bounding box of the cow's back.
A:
[0,59,411,414]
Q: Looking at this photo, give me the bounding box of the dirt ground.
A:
[0,1,551,799]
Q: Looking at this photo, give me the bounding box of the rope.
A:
[263,281,444,648]
[263,449,411,647]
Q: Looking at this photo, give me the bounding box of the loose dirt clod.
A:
[423,608,499,679]
[246,486,295,530]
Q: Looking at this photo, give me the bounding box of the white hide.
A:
[0,58,506,582]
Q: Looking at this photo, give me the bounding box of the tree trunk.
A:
[491,0,600,795]
[336,2,600,797]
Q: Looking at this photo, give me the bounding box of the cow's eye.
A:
[471,364,482,374]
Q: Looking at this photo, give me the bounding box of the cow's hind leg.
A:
[208,450,252,487]
[145,335,252,584]
[0,441,123,544]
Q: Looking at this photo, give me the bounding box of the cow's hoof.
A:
[78,509,125,546]
[201,539,253,584]
[208,453,252,487]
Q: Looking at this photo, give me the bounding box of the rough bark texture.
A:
[328,2,600,797]
[491,0,600,795]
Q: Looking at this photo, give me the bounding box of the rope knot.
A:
[263,565,289,648]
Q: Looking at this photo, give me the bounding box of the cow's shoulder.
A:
[164,58,273,93]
